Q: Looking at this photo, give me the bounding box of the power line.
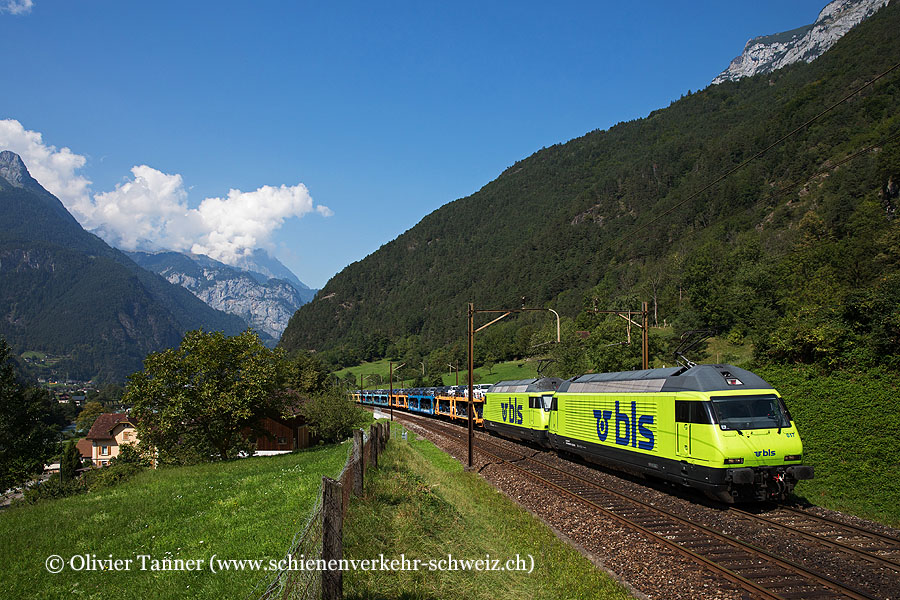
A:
[620,60,900,242]
[768,129,900,201]
[535,59,900,301]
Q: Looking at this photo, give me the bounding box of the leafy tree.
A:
[76,401,105,435]
[300,388,369,444]
[284,352,332,396]
[59,439,84,481]
[109,443,151,467]
[93,383,125,407]
[126,330,289,464]
[0,339,56,491]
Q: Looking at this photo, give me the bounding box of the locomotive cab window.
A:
[541,396,552,412]
[675,400,714,424]
[778,397,794,422]
[710,394,791,431]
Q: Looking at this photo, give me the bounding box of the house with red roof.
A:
[75,438,93,462]
[84,413,138,466]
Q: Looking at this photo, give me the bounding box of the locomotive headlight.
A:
[783,454,802,461]
[724,458,744,465]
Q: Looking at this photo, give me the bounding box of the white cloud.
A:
[86,166,334,265]
[88,165,194,251]
[0,119,333,265]
[1,0,33,15]
[0,119,93,218]
[191,183,325,263]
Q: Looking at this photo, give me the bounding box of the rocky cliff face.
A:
[127,251,311,341]
[0,150,34,188]
[713,0,890,84]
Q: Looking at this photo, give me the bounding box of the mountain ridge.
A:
[126,250,314,340]
[713,0,890,84]
[0,153,247,382]
[279,1,900,372]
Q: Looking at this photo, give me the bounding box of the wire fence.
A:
[254,421,389,600]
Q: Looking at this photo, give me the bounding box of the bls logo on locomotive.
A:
[501,398,524,425]
[593,401,655,451]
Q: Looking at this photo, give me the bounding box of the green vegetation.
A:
[127,330,290,463]
[0,339,57,491]
[338,358,543,388]
[343,423,632,599]
[0,172,246,384]
[122,329,366,465]
[0,444,350,599]
[759,365,900,526]
[300,388,370,443]
[75,401,104,435]
[281,3,900,382]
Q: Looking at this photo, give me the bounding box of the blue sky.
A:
[1,0,828,288]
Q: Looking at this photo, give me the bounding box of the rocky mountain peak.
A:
[0,150,38,189]
[712,0,890,85]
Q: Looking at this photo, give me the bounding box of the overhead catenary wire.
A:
[530,59,900,303]
[767,128,900,201]
[620,60,900,243]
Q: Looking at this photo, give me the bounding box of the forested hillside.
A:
[281,2,900,373]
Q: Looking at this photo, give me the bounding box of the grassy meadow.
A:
[335,358,541,389]
[343,422,633,600]
[0,443,350,599]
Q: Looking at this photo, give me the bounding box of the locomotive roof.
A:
[557,364,772,394]
[488,377,563,394]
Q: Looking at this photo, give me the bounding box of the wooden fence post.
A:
[353,429,364,496]
[370,423,378,469]
[322,477,343,600]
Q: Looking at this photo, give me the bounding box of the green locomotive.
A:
[484,364,813,502]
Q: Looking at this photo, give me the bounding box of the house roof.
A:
[85,413,134,441]
[75,438,93,458]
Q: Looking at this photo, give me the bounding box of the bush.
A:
[82,462,145,491]
[18,476,86,505]
[301,389,369,444]
[109,443,152,467]
[15,462,146,506]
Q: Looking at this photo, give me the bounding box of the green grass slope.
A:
[758,365,900,526]
[0,445,349,599]
[344,422,633,599]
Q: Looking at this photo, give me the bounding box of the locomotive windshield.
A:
[710,394,791,431]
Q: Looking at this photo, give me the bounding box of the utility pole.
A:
[590,302,650,370]
[388,362,405,422]
[467,303,475,469]
[466,302,561,468]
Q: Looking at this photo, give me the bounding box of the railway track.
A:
[393,411,898,600]
[729,505,900,573]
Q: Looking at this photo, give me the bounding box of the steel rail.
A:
[729,507,900,573]
[400,413,879,600]
[778,505,900,549]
